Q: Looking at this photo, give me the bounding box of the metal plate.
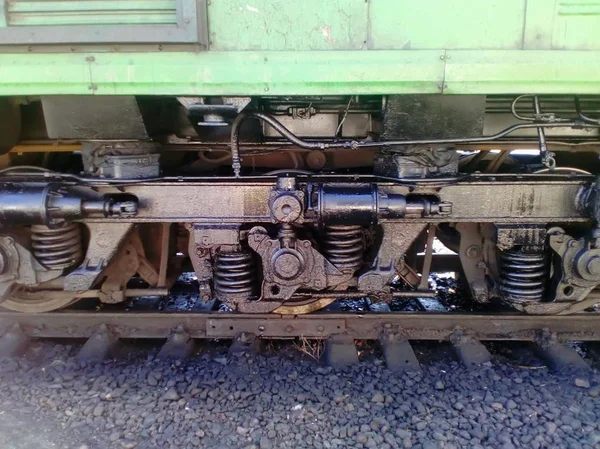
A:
[77,176,591,224]
[207,317,347,338]
[1,311,598,341]
[42,96,148,139]
[2,51,600,96]
[383,95,486,139]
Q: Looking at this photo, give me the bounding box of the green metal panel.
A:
[0,53,93,95]
[208,0,368,50]
[444,50,600,94]
[524,0,600,50]
[0,50,599,96]
[7,1,177,26]
[369,0,525,50]
[522,0,557,49]
[209,0,528,51]
[0,50,443,95]
[552,0,600,49]
[0,1,599,96]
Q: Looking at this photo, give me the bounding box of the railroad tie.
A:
[157,325,196,360]
[0,323,30,357]
[379,332,421,373]
[325,335,359,368]
[450,332,492,368]
[77,324,118,362]
[535,331,590,373]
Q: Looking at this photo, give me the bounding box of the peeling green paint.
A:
[0,0,599,95]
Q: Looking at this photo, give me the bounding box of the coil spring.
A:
[499,248,548,303]
[31,223,83,271]
[323,225,365,273]
[213,250,256,300]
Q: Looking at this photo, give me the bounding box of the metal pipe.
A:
[352,122,600,148]
[229,111,600,176]
[78,288,169,298]
[0,183,138,227]
[533,96,556,169]
[230,112,341,177]
[575,96,600,125]
[295,291,438,299]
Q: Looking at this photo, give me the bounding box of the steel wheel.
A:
[1,290,80,313]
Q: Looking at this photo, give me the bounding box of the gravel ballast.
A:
[0,342,599,449]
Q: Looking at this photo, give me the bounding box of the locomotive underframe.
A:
[1,93,600,315]
[0,174,598,315]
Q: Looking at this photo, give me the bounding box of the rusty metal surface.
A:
[78,175,592,224]
[1,311,598,342]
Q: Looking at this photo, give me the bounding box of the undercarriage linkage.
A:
[0,94,599,314]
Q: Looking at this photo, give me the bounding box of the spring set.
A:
[213,250,257,300]
[323,225,365,274]
[499,247,548,303]
[31,223,83,271]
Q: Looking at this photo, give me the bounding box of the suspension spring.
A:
[213,250,256,301]
[31,223,83,271]
[499,247,548,303]
[323,225,365,274]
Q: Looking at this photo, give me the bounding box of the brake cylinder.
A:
[317,185,449,225]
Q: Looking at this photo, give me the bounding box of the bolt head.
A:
[586,256,600,276]
[465,245,481,258]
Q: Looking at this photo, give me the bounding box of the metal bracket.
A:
[65,222,134,292]
[206,318,347,338]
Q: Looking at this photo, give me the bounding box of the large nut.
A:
[271,194,303,223]
[271,249,305,280]
[576,248,600,281]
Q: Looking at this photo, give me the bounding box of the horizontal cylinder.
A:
[318,185,435,225]
[0,183,138,228]
[0,184,52,226]
[318,186,379,225]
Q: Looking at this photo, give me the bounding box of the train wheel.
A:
[273,296,338,315]
[1,290,80,313]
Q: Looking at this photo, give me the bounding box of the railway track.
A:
[1,309,598,373]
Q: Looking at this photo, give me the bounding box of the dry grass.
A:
[292,336,325,361]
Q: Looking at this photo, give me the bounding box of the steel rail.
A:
[1,311,598,341]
